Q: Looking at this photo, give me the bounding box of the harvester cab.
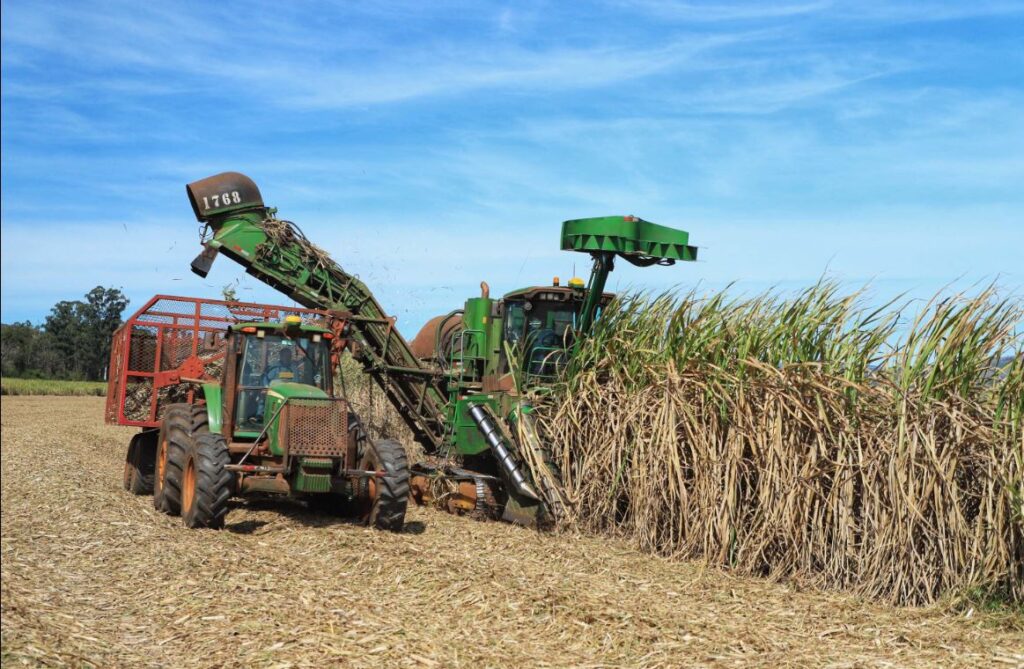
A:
[413,215,697,385]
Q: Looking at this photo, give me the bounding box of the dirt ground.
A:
[2,397,1021,668]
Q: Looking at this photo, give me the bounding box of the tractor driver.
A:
[263,346,298,385]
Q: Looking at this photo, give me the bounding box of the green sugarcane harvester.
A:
[187,172,697,526]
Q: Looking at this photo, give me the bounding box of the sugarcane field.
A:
[2,3,1023,668]
[0,392,1019,668]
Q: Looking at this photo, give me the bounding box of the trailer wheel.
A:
[181,432,233,529]
[123,430,157,495]
[153,404,193,515]
[360,439,409,532]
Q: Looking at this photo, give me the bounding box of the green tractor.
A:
[184,171,697,527]
[144,314,409,530]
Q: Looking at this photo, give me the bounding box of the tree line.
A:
[1,287,128,381]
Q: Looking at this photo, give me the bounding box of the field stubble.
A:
[1,396,1022,668]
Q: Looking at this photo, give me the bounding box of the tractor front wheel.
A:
[360,439,410,532]
[181,432,233,529]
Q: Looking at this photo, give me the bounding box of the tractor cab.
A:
[231,317,334,434]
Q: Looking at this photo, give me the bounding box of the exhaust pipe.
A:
[468,404,540,501]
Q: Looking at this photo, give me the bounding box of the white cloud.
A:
[3,0,1022,330]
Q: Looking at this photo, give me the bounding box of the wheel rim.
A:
[182,456,196,515]
[156,438,167,494]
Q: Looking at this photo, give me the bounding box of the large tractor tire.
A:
[123,430,158,495]
[360,439,410,532]
[180,432,233,529]
[190,403,210,434]
[153,404,194,515]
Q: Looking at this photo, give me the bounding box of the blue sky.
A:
[2,0,1022,337]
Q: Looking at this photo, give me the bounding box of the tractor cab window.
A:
[234,332,331,429]
[505,300,576,379]
[504,302,527,345]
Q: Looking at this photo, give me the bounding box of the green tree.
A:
[43,286,129,380]
[81,286,129,380]
[1,321,60,378]
[43,300,84,378]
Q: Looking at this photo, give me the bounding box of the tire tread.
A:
[182,432,233,529]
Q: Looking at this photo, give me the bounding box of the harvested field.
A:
[2,397,1022,668]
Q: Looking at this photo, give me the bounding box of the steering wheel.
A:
[532,328,560,349]
[261,365,284,386]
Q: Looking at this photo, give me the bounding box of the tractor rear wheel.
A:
[153,404,193,515]
[360,439,409,532]
[181,432,233,529]
[123,430,157,495]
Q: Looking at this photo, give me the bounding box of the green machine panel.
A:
[561,215,698,262]
[450,394,499,456]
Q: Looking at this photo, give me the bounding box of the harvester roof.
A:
[561,215,698,263]
[502,285,615,305]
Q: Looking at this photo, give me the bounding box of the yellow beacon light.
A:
[568,277,585,289]
[284,315,302,324]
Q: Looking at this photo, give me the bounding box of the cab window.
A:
[504,300,576,379]
[234,332,331,428]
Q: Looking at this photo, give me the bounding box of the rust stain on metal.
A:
[482,374,516,393]
[410,474,432,506]
[447,481,478,513]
